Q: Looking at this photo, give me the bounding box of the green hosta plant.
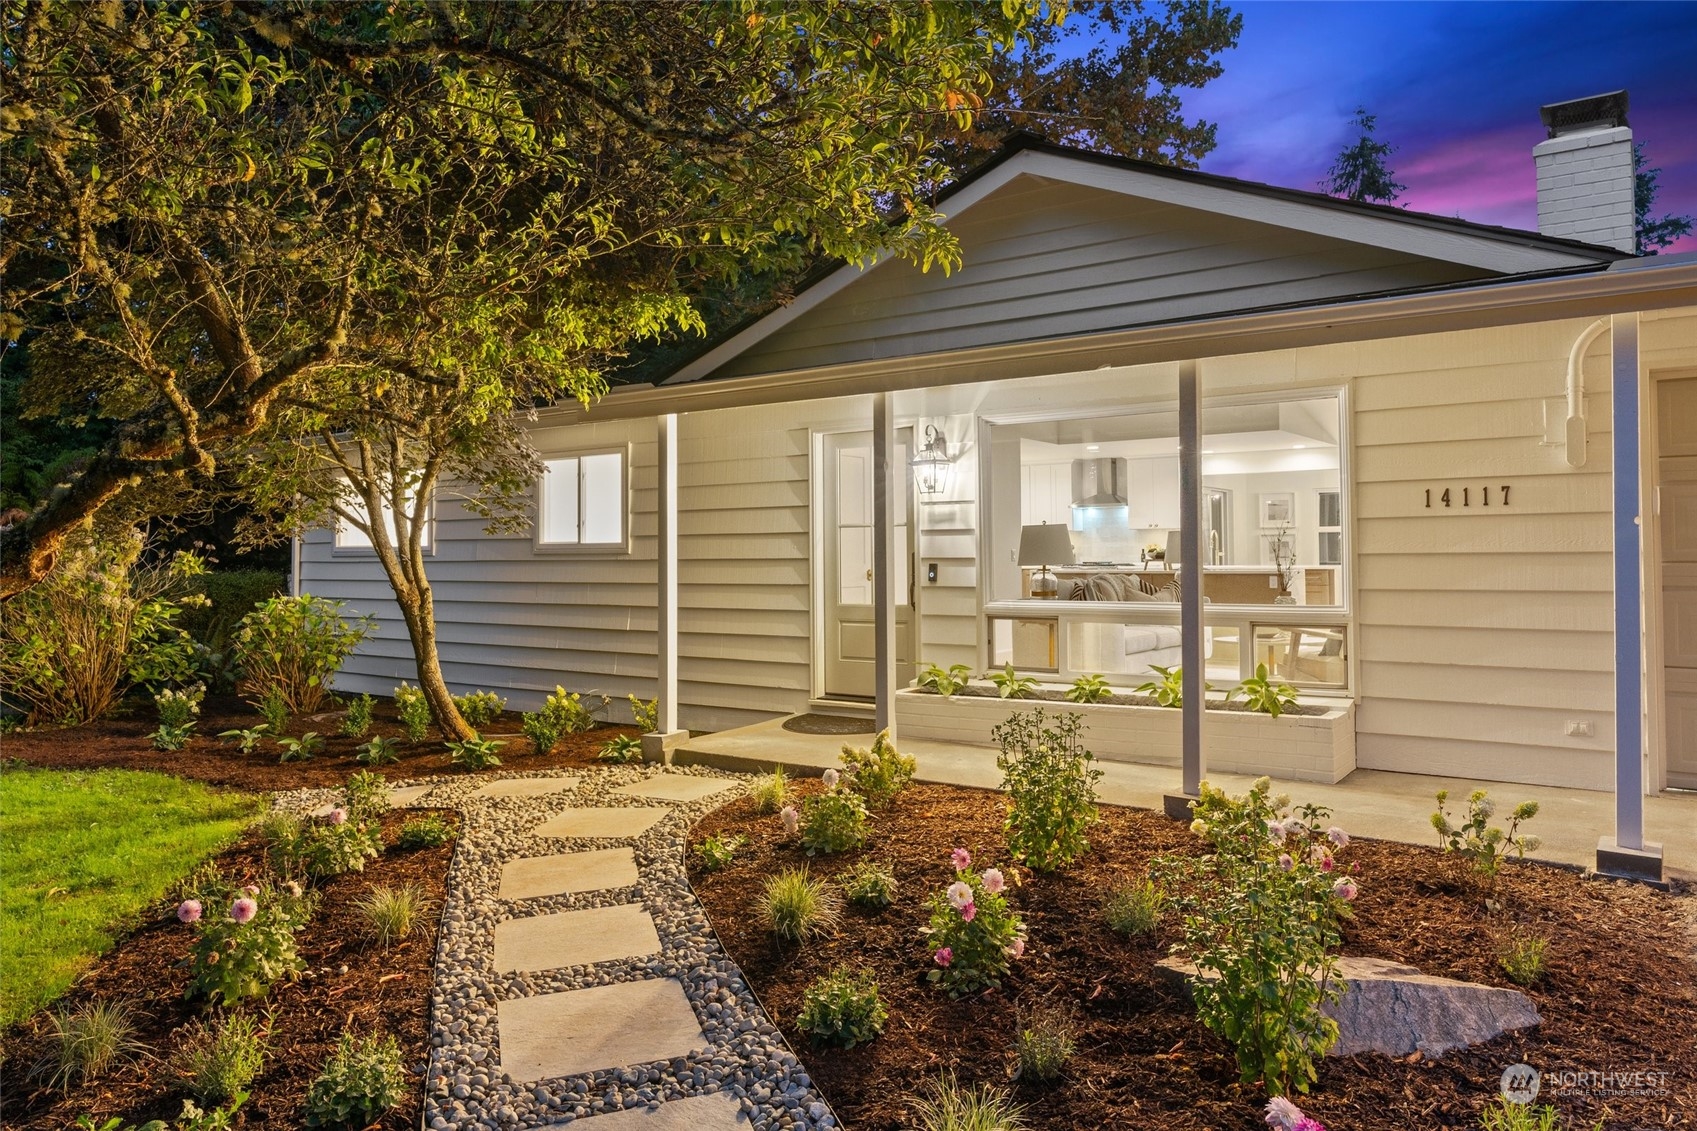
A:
[151,683,205,750]
[986,662,1037,699]
[1231,664,1299,717]
[993,708,1102,872]
[800,774,869,855]
[446,734,504,770]
[302,1031,406,1129]
[339,693,375,738]
[392,683,432,742]
[452,690,506,728]
[1134,664,1190,708]
[1152,778,1360,1096]
[694,832,747,872]
[218,724,272,755]
[355,736,402,766]
[916,662,972,696]
[840,860,898,909]
[1432,789,1541,888]
[628,694,660,732]
[597,734,644,763]
[839,729,915,809]
[1064,674,1113,704]
[232,596,372,714]
[923,848,1026,998]
[796,966,887,1049]
[181,885,311,1005]
[277,732,324,762]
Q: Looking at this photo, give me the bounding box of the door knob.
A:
[865,569,873,581]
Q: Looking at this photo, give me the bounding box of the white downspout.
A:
[1564,318,1609,468]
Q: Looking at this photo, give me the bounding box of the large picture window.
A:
[538,450,626,549]
[335,486,431,551]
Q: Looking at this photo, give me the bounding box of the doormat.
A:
[780,713,878,736]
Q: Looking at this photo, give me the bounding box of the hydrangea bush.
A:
[922,848,1026,999]
[839,729,916,809]
[151,683,205,751]
[800,771,869,855]
[1153,778,1359,1096]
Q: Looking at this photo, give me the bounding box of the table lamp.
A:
[1019,523,1075,598]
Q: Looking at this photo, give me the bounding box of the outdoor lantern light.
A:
[1019,523,1075,599]
[911,423,952,495]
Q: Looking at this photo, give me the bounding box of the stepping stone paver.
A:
[612,775,739,803]
[473,776,581,800]
[500,847,641,900]
[497,978,705,1082]
[532,806,668,840]
[574,1093,748,1129]
[389,785,431,807]
[493,905,662,973]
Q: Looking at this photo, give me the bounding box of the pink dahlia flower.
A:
[981,868,1005,894]
[946,880,974,909]
[230,897,258,924]
[1277,853,1294,872]
[960,902,977,923]
[780,806,799,834]
[328,807,347,826]
[177,900,203,924]
[1264,1097,1304,1130]
[822,769,840,789]
[1008,937,1025,959]
[934,947,953,967]
[950,847,971,872]
[1327,826,1350,848]
[1332,878,1359,902]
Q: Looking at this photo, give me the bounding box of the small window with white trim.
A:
[538,450,627,550]
[335,487,432,551]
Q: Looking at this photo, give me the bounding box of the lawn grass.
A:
[0,766,262,1027]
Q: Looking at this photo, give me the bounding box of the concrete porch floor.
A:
[676,718,1697,882]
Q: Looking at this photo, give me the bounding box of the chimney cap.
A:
[1539,91,1629,138]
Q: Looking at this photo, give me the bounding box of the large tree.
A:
[934,0,1242,172]
[1,0,1049,727]
[1320,106,1404,205]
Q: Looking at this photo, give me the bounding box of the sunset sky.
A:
[1176,0,1697,253]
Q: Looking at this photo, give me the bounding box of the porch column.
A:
[645,412,688,765]
[1166,359,1204,818]
[1598,313,1662,880]
[873,393,898,736]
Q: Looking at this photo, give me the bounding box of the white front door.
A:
[823,430,914,699]
[1659,376,1697,788]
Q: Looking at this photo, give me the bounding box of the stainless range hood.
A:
[1070,457,1128,507]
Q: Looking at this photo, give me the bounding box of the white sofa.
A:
[1066,572,1211,677]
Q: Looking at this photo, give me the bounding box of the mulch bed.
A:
[688,781,1697,1130]
[1,807,459,1131]
[1,693,643,791]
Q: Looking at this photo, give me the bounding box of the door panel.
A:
[823,430,915,699]
[1659,377,1697,786]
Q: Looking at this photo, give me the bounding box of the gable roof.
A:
[663,135,1627,387]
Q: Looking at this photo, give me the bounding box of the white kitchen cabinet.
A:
[1126,457,1180,530]
[1022,463,1072,528]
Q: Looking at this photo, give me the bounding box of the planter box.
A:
[894,690,1356,784]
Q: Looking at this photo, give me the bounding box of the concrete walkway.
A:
[678,718,1697,881]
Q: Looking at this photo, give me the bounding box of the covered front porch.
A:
[672,715,1697,882]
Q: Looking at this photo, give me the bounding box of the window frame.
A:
[332,484,435,556]
[1316,489,1342,566]
[533,444,633,555]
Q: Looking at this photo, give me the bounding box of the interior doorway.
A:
[821,429,915,700]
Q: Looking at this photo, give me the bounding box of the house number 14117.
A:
[1425,486,1511,507]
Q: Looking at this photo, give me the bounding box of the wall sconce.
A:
[911,423,952,495]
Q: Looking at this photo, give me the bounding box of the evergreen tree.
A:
[1635,142,1694,255]
[1321,107,1405,205]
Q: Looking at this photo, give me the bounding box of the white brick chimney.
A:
[1534,90,1635,253]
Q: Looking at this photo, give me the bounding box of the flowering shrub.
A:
[151,683,205,751]
[628,694,660,733]
[275,809,383,880]
[992,708,1102,872]
[392,683,431,742]
[1431,789,1541,888]
[451,690,506,728]
[796,966,887,1049]
[519,685,603,753]
[232,595,372,714]
[922,848,1026,998]
[1153,778,1359,1096]
[839,729,916,809]
[800,783,868,855]
[183,886,310,1005]
[339,693,375,738]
